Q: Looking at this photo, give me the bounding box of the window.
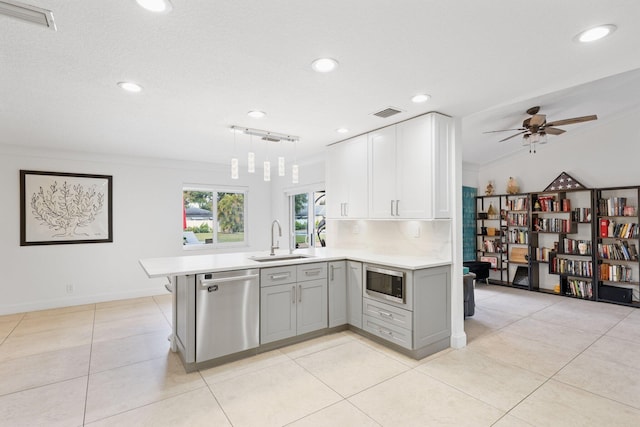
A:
[290,190,326,248]
[183,187,247,247]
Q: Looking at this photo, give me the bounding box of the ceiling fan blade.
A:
[546,115,598,127]
[499,130,527,143]
[529,114,546,127]
[544,127,566,135]
[483,128,525,134]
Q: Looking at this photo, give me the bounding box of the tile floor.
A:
[1,285,640,426]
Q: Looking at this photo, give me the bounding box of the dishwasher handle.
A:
[199,274,259,288]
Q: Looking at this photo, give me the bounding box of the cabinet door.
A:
[344,135,368,218]
[260,283,296,344]
[347,261,363,328]
[326,143,348,218]
[432,114,452,218]
[369,125,397,218]
[297,279,328,335]
[396,115,433,219]
[328,261,347,327]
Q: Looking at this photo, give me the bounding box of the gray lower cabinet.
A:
[328,261,347,327]
[347,261,363,328]
[362,265,450,353]
[260,263,328,345]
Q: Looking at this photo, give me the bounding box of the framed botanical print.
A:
[20,170,113,246]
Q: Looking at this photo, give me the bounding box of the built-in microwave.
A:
[365,265,406,305]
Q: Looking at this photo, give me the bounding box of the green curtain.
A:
[462,186,477,261]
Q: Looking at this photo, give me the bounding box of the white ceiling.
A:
[2,0,640,167]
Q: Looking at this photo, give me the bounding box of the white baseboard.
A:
[450,331,467,348]
[0,286,168,316]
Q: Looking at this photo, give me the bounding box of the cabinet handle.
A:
[396,200,400,216]
[292,286,296,304]
[330,265,334,281]
[378,327,393,336]
[379,311,393,318]
[345,203,348,216]
[270,273,290,281]
[390,200,395,216]
[298,284,302,302]
[304,269,321,276]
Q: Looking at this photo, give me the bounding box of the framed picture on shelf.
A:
[20,170,113,246]
[480,256,498,269]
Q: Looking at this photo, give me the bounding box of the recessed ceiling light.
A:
[575,24,617,43]
[411,94,431,103]
[247,110,266,119]
[135,0,172,13]
[311,58,339,73]
[336,128,349,134]
[117,81,143,93]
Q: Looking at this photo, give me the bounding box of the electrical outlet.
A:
[66,284,74,294]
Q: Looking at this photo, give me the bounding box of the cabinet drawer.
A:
[363,315,412,350]
[261,266,297,287]
[363,297,413,330]
[296,263,327,282]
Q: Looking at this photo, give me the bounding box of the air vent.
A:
[373,107,403,118]
[0,0,56,30]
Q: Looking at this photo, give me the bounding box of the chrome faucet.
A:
[270,219,282,256]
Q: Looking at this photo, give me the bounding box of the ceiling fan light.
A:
[311,58,338,73]
[576,24,617,43]
[411,94,431,103]
[136,0,172,13]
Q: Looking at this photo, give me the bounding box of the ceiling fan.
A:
[484,106,598,148]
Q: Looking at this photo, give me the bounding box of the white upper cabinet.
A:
[326,134,368,218]
[369,113,451,219]
[328,112,451,220]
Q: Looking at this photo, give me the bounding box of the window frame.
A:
[182,184,248,250]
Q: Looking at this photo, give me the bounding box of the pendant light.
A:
[248,133,255,173]
[292,139,299,184]
[278,142,285,177]
[263,140,271,182]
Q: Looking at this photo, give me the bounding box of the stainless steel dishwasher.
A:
[196,269,260,362]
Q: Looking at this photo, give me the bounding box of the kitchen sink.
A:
[248,254,315,262]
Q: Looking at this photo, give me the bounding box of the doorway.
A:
[290,191,326,248]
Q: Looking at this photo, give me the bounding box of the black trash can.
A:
[464,273,476,317]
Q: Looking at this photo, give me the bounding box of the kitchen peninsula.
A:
[140,248,451,372]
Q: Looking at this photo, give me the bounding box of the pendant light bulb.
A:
[292,164,299,184]
[264,160,271,182]
[278,156,285,176]
[248,152,255,173]
[231,158,239,179]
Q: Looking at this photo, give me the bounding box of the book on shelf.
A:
[599,263,633,282]
[532,217,572,233]
[598,197,635,216]
[563,238,591,255]
[507,197,528,211]
[508,213,529,227]
[550,258,593,277]
[508,229,529,244]
[597,241,638,260]
[566,279,593,299]
[533,247,552,262]
[573,207,591,222]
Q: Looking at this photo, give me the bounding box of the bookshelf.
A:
[475,195,508,284]
[505,193,534,289]
[595,186,640,307]
[531,190,595,300]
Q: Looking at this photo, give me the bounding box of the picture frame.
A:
[20,170,113,246]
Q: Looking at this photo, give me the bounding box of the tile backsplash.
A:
[326,219,452,260]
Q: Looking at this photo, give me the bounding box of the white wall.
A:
[477,107,640,191]
[0,145,272,315]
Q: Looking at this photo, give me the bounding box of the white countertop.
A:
[139,247,451,278]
